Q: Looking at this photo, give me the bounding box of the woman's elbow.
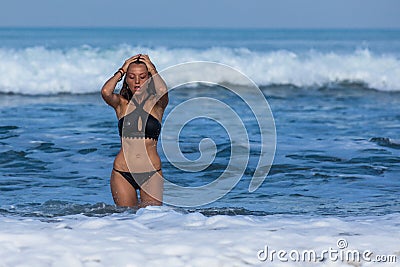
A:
[101,87,110,98]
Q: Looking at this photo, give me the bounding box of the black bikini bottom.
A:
[113,168,161,190]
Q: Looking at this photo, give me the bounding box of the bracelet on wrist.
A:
[114,68,125,82]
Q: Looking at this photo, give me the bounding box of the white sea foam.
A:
[0,207,399,267]
[0,46,399,95]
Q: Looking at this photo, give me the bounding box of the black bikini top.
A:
[118,94,161,140]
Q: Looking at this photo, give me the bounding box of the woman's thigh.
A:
[140,171,163,207]
[110,170,138,207]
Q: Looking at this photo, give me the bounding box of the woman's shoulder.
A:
[115,95,130,117]
[149,93,164,108]
[153,92,169,110]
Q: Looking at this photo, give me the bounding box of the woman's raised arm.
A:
[140,55,169,108]
[101,71,123,108]
[101,55,141,108]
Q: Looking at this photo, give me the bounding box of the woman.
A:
[101,54,168,207]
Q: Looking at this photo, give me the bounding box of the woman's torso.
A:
[113,95,163,172]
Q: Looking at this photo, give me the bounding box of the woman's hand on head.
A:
[121,54,141,73]
[139,54,157,74]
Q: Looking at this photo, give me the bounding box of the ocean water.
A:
[0,28,399,266]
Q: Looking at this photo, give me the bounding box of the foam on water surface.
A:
[1,46,400,94]
[0,207,398,267]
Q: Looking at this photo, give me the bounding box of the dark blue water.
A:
[0,85,399,217]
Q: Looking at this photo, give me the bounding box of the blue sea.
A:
[0,28,399,266]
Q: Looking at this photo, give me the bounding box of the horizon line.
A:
[1,26,400,30]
